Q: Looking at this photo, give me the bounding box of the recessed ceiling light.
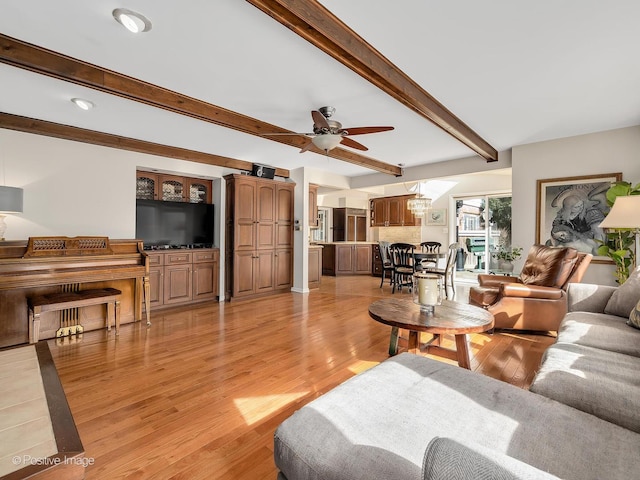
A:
[112,8,152,33]
[71,98,95,111]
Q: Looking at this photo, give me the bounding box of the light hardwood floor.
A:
[47,275,555,479]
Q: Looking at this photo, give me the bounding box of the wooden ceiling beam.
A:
[246,0,498,163]
[0,34,402,177]
[0,112,291,178]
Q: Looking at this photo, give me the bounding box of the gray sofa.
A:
[273,280,640,479]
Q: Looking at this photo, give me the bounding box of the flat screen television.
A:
[136,199,214,249]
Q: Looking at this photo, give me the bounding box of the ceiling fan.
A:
[265,106,394,153]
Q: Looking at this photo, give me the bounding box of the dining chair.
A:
[378,241,394,288]
[422,242,459,299]
[389,243,416,293]
[419,241,442,269]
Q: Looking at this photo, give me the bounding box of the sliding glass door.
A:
[454,193,512,282]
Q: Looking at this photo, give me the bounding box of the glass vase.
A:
[412,272,443,314]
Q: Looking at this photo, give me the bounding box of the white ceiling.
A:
[1,1,639,180]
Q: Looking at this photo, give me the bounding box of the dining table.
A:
[413,251,446,270]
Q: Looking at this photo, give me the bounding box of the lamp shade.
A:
[599,196,640,229]
[0,186,23,214]
[312,134,343,152]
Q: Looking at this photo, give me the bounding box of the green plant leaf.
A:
[606,181,632,204]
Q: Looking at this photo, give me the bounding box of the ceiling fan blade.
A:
[340,136,368,151]
[311,110,331,130]
[261,132,314,136]
[299,139,315,153]
[339,126,394,136]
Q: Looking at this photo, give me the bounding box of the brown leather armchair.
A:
[468,245,592,332]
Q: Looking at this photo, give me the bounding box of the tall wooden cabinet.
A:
[225,174,295,301]
[333,208,367,241]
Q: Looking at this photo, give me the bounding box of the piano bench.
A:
[28,288,122,344]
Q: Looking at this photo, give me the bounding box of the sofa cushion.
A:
[628,297,640,329]
[519,245,573,287]
[422,437,561,480]
[557,311,640,357]
[567,283,616,313]
[530,343,640,433]
[604,266,640,318]
[274,353,640,480]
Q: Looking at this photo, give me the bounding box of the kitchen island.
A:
[318,242,374,276]
[308,244,323,288]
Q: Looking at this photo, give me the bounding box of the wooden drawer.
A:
[147,252,164,267]
[194,249,219,263]
[165,252,193,265]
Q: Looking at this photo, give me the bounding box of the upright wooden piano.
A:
[0,237,150,348]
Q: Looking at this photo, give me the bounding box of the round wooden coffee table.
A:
[368,298,494,369]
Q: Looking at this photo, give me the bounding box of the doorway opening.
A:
[312,207,332,242]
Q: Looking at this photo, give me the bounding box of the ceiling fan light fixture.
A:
[113,8,152,33]
[312,134,343,152]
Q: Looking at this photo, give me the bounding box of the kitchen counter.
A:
[321,243,372,276]
[309,244,323,289]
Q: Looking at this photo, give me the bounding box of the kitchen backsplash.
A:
[373,226,422,244]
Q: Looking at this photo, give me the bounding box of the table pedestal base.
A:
[401,331,471,369]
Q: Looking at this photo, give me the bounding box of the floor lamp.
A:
[599,195,640,269]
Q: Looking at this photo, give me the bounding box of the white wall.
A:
[512,125,640,286]
[0,129,227,240]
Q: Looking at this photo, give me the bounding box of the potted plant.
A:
[492,245,523,272]
[596,180,640,284]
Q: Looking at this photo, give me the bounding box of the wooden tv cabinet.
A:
[146,247,219,310]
